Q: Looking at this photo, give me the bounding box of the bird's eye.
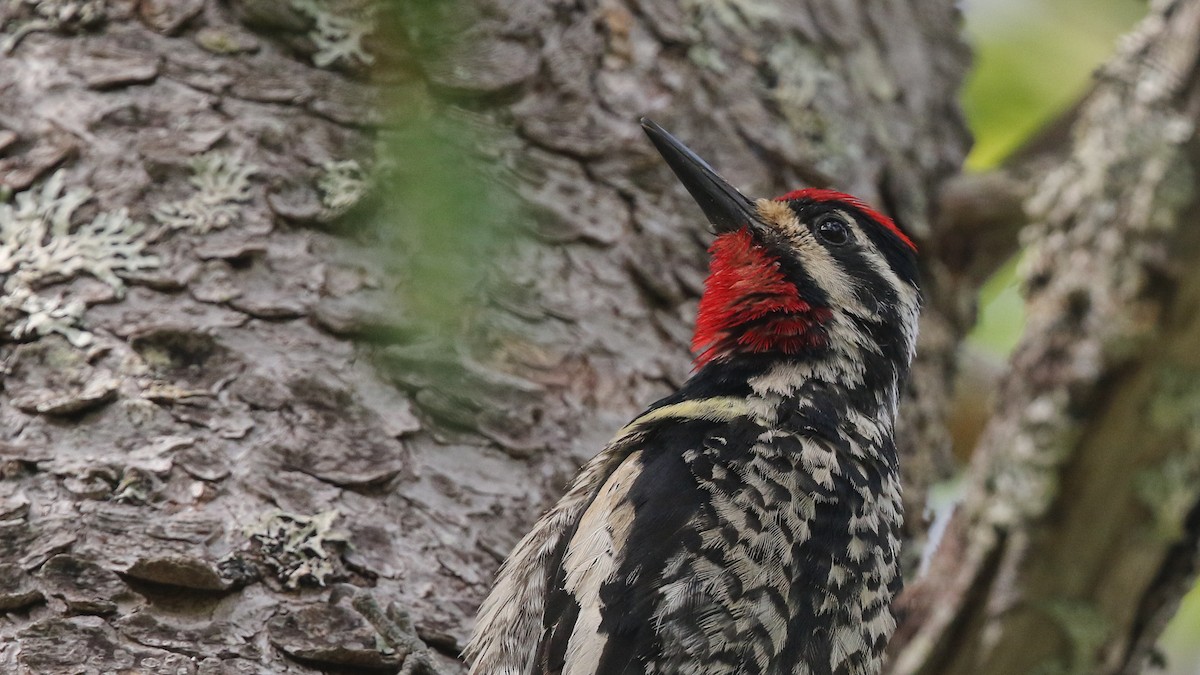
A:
[815,215,851,246]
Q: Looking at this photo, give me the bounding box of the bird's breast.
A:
[664,430,903,675]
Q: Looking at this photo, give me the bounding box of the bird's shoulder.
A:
[534,394,764,675]
[536,390,901,675]
[466,391,756,675]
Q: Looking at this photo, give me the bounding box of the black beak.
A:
[641,117,760,234]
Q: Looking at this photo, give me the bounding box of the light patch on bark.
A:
[0,170,159,347]
[153,151,258,233]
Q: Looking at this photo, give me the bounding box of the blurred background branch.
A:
[895,3,1200,675]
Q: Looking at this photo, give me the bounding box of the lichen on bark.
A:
[0,170,159,346]
[5,0,1200,674]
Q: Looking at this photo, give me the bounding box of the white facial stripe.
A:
[754,199,870,318]
[854,240,916,357]
[842,213,921,356]
[756,199,920,353]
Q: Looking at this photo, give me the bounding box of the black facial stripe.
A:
[786,200,920,292]
[769,224,898,316]
[856,222,920,291]
[779,262,833,312]
[834,246,901,312]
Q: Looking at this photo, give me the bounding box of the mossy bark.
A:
[1,0,1198,673]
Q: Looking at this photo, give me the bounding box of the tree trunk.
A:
[0,0,1197,673]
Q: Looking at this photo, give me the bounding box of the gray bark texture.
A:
[0,0,1197,673]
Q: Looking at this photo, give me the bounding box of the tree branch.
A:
[930,60,1104,290]
[890,2,1200,673]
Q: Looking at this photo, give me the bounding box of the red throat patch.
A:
[692,227,832,366]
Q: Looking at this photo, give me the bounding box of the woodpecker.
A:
[465,119,921,675]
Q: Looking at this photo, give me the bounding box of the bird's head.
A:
[642,119,921,377]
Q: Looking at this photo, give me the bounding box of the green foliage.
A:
[1160,584,1200,674]
[963,0,1145,170]
[969,255,1025,356]
[377,114,517,339]
[963,0,1145,357]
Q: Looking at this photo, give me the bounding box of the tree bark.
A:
[891,2,1200,673]
[1,0,1197,673]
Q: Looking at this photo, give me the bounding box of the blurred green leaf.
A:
[379,118,514,336]
[963,0,1145,170]
[962,0,1145,357]
[968,255,1025,356]
[1159,581,1200,674]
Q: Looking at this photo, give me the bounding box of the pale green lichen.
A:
[246,509,346,589]
[1,0,106,53]
[766,39,826,124]
[1135,454,1200,541]
[687,44,729,74]
[1033,599,1110,675]
[0,170,159,347]
[152,151,257,233]
[111,468,152,504]
[680,0,779,72]
[979,391,1080,528]
[682,0,780,34]
[317,159,370,214]
[290,0,376,69]
[1136,367,1200,540]
[5,288,89,347]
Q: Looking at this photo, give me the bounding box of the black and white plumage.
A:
[465,120,921,675]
